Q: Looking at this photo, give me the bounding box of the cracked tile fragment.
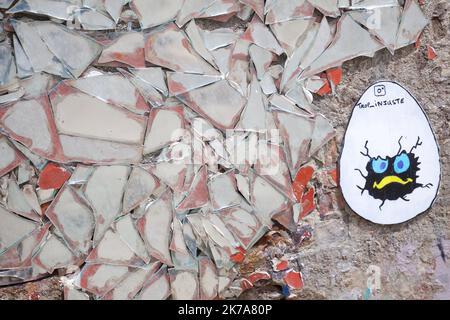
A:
[131,0,183,29]
[396,0,428,49]
[136,265,170,300]
[264,0,315,24]
[169,269,199,300]
[76,263,130,297]
[136,190,174,266]
[122,167,158,213]
[301,14,384,79]
[177,80,246,130]
[0,0,430,300]
[97,32,145,68]
[0,205,39,254]
[0,136,24,178]
[45,185,94,255]
[84,165,129,244]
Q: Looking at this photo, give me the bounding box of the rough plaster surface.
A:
[0,0,448,300]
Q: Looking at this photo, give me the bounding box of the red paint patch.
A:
[38,163,71,190]
[283,270,304,290]
[427,46,437,60]
[292,166,314,202]
[326,67,343,86]
[301,187,315,219]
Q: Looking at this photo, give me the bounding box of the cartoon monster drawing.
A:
[355,137,433,209]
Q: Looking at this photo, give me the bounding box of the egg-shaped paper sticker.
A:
[340,81,440,224]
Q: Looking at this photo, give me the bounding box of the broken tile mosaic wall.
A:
[0,0,428,299]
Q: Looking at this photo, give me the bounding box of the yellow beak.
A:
[373,176,413,190]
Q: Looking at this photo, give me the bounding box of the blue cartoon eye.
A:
[394,153,410,174]
[371,158,388,174]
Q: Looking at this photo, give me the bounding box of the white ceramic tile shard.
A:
[76,263,130,297]
[350,6,402,54]
[199,256,218,300]
[281,30,318,90]
[301,14,384,79]
[170,217,191,256]
[240,0,264,20]
[249,45,274,80]
[128,67,168,97]
[11,20,69,77]
[169,269,199,300]
[219,207,264,249]
[227,38,251,96]
[34,21,102,78]
[237,76,270,131]
[243,15,283,55]
[50,83,147,145]
[115,214,151,264]
[144,106,185,155]
[6,178,41,221]
[298,16,333,71]
[270,19,312,56]
[84,165,130,244]
[185,20,218,70]
[0,223,50,269]
[12,35,33,79]
[0,206,38,254]
[1,97,62,161]
[249,172,290,227]
[209,171,244,211]
[202,212,240,252]
[177,79,246,130]
[198,0,242,20]
[86,229,143,266]
[149,158,188,193]
[77,8,116,31]
[264,0,315,24]
[167,72,222,96]
[66,74,148,114]
[176,165,209,211]
[7,0,80,21]
[137,265,171,300]
[309,114,336,157]
[254,141,296,201]
[202,28,241,51]
[102,261,161,300]
[176,0,217,27]
[0,136,24,178]
[32,233,79,274]
[59,134,144,165]
[338,0,400,10]
[274,110,315,176]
